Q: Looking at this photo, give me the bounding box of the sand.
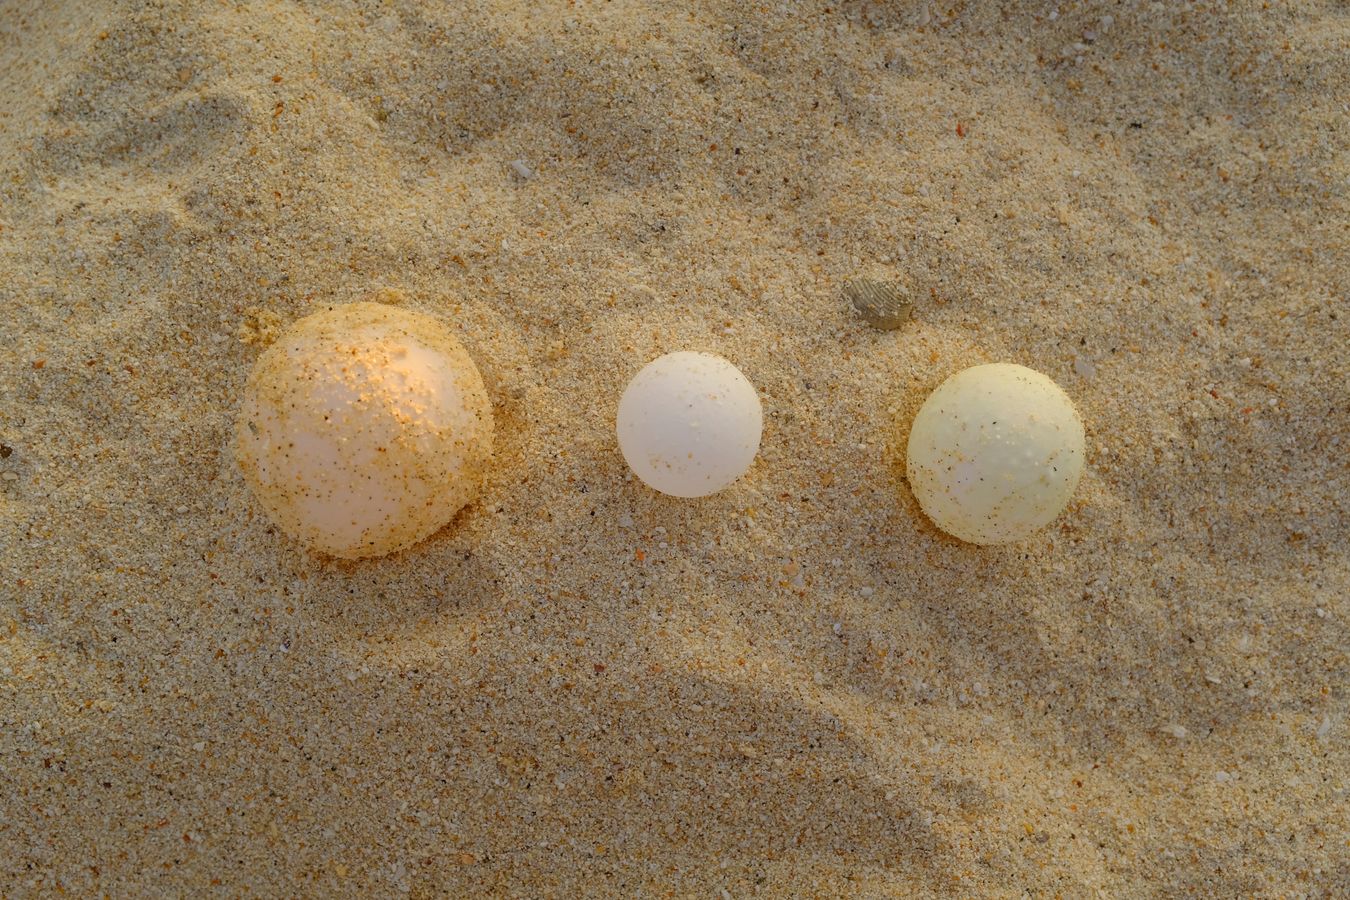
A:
[1,0,1346,895]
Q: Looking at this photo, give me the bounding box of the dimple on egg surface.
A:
[905,363,1085,545]
[235,302,494,558]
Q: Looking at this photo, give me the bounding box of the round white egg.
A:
[235,302,494,559]
[616,351,763,498]
[905,363,1084,544]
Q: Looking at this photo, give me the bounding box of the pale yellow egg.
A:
[906,363,1084,544]
[235,302,493,558]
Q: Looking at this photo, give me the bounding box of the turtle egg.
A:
[235,302,494,559]
[905,363,1084,544]
[616,351,762,498]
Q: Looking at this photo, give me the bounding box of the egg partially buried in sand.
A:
[617,351,763,498]
[906,363,1084,544]
[235,302,494,559]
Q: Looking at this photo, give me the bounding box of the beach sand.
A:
[1,0,1346,895]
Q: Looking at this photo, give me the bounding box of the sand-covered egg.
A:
[906,363,1084,544]
[235,302,494,558]
[617,351,762,498]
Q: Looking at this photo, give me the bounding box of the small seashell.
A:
[845,279,913,330]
